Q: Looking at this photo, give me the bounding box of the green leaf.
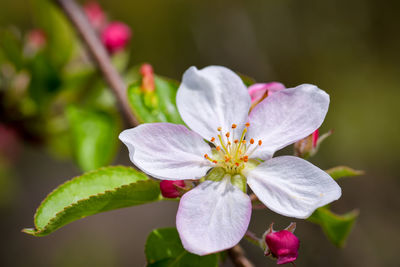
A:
[23,166,161,236]
[308,207,359,247]
[145,228,219,267]
[326,166,364,180]
[66,106,120,171]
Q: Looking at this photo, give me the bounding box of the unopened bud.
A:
[263,223,299,265]
[83,1,107,31]
[26,29,46,53]
[160,180,186,198]
[101,22,131,54]
[248,82,285,110]
[294,129,333,158]
[140,63,155,92]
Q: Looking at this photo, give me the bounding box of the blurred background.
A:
[1,0,399,266]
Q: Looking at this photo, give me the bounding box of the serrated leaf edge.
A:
[24,166,154,236]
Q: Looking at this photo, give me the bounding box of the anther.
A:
[217,127,222,131]
[250,138,254,144]
[242,140,246,144]
[204,154,209,159]
[211,137,215,142]
[245,122,250,127]
[228,141,231,145]
[212,160,218,164]
[234,139,239,144]
[225,132,230,138]
[216,146,221,151]
[258,140,262,146]
[235,162,240,167]
[232,124,237,129]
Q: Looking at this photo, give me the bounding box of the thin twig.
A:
[228,245,255,267]
[54,0,138,127]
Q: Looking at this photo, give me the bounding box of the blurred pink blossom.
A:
[83,1,107,31]
[101,22,131,54]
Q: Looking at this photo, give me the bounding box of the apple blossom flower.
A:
[101,22,131,54]
[263,223,299,265]
[119,66,341,255]
[160,180,186,198]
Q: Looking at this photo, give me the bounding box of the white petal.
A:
[176,178,252,255]
[246,84,329,159]
[176,66,251,142]
[246,156,341,219]
[119,123,212,180]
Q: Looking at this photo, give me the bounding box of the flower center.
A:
[204,123,262,174]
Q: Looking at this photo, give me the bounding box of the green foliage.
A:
[66,106,120,171]
[145,227,219,267]
[30,0,76,67]
[307,165,363,247]
[23,166,162,236]
[308,207,359,248]
[127,74,184,124]
[326,166,364,180]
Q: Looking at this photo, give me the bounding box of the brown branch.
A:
[228,245,255,267]
[54,0,138,127]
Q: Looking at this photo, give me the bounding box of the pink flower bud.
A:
[101,22,131,54]
[312,129,319,148]
[248,82,285,103]
[248,82,285,111]
[160,180,186,198]
[140,63,155,92]
[83,1,107,31]
[26,29,47,51]
[264,224,299,265]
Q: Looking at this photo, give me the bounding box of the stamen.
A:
[241,140,246,144]
[231,124,237,129]
[217,127,222,131]
[245,122,250,127]
[234,139,239,144]
[212,160,218,164]
[204,154,209,159]
[216,146,221,151]
[258,140,262,146]
[250,138,254,144]
[211,137,215,142]
[235,162,239,167]
[225,132,230,138]
[218,134,228,153]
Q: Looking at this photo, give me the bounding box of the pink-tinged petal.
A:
[119,123,212,180]
[248,82,285,103]
[176,66,251,142]
[246,156,341,219]
[246,84,329,159]
[177,178,252,255]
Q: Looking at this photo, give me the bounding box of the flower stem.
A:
[53,0,138,127]
[227,244,255,267]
